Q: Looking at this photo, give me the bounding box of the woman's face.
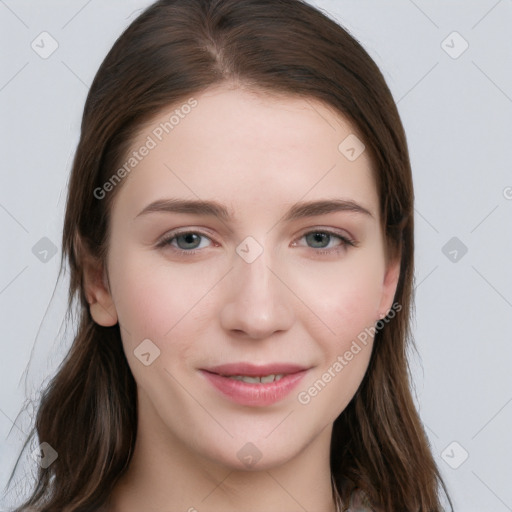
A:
[88,85,400,471]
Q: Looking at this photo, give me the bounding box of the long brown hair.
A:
[8,0,452,510]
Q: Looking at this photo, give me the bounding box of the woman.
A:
[10,0,453,510]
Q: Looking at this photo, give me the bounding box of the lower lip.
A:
[200,370,307,406]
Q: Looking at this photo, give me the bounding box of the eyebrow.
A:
[134,198,374,222]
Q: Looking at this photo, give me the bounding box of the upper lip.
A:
[202,362,309,377]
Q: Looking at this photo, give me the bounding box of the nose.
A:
[219,245,294,340]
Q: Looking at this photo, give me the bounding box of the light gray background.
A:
[1,1,511,510]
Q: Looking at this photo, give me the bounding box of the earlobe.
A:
[89,297,118,327]
[83,255,118,327]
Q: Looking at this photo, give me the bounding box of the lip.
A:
[200,362,309,407]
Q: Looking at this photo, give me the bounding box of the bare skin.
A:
[84,84,400,512]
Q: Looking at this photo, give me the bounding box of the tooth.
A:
[225,373,288,384]
[226,375,249,382]
[241,376,261,384]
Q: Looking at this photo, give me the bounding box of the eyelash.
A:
[156,229,358,257]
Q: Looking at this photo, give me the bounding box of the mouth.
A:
[199,362,309,406]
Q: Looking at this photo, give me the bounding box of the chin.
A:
[196,432,308,474]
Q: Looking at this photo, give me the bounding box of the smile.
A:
[200,362,309,406]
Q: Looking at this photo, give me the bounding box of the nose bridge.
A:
[219,236,293,338]
[235,238,275,305]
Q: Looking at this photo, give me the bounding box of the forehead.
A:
[112,85,378,219]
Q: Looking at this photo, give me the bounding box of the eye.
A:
[156,228,357,257]
[294,229,357,255]
[156,230,213,254]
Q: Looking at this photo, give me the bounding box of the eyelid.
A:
[156,228,216,249]
[294,226,356,244]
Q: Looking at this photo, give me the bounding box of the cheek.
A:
[294,268,381,416]
[294,258,384,347]
[108,251,216,361]
[112,270,176,340]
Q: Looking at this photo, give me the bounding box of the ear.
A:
[376,255,401,320]
[83,253,118,327]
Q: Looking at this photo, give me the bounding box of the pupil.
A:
[179,233,200,249]
[308,232,328,248]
